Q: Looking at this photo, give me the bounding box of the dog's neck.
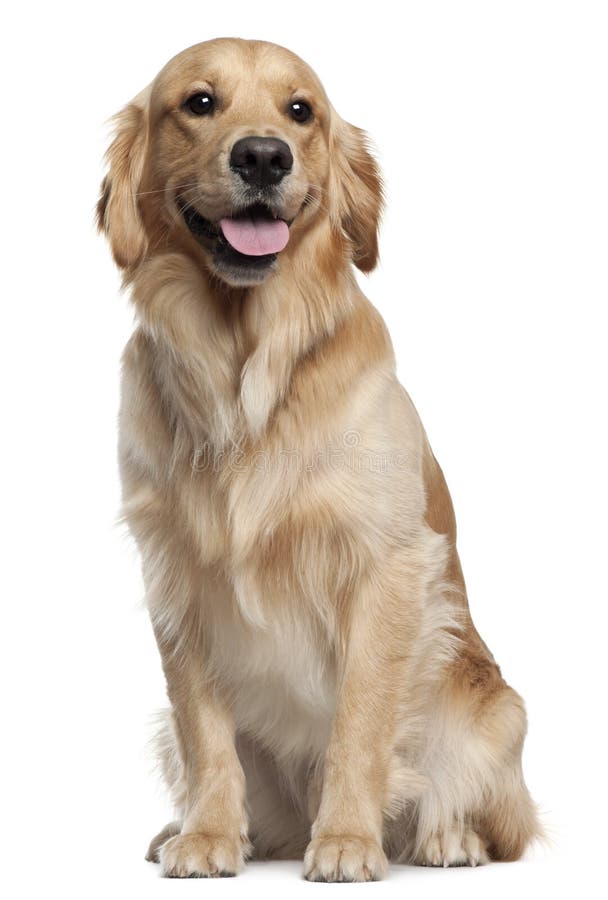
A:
[130,223,357,452]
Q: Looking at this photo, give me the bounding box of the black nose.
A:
[230,136,293,187]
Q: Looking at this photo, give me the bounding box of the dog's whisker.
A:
[134,180,219,199]
[133,182,204,197]
[176,190,214,216]
[304,192,331,217]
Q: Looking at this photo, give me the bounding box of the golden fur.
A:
[98,38,540,880]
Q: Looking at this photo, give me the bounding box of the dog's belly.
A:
[205,592,337,764]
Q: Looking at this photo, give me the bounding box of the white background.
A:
[2,1,606,897]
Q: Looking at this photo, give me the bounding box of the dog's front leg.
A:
[304,575,417,882]
[155,631,249,878]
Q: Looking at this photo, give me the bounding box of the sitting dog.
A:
[98,37,540,881]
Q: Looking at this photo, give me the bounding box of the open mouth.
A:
[178,199,291,280]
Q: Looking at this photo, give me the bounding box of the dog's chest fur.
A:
[179,456,350,760]
[205,586,338,760]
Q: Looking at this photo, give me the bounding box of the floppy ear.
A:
[328,109,384,272]
[97,94,149,269]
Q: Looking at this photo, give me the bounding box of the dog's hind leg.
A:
[146,821,181,863]
[412,656,540,867]
[144,710,186,862]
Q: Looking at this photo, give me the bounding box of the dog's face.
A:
[99,39,383,287]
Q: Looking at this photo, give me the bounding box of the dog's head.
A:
[98,38,383,287]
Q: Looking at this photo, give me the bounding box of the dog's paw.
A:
[304,834,388,882]
[417,827,489,867]
[159,832,245,878]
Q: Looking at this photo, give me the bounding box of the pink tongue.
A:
[219,213,289,256]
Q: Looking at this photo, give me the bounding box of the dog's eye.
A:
[289,100,312,124]
[185,92,215,116]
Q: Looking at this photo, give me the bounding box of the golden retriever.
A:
[98,37,540,881]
